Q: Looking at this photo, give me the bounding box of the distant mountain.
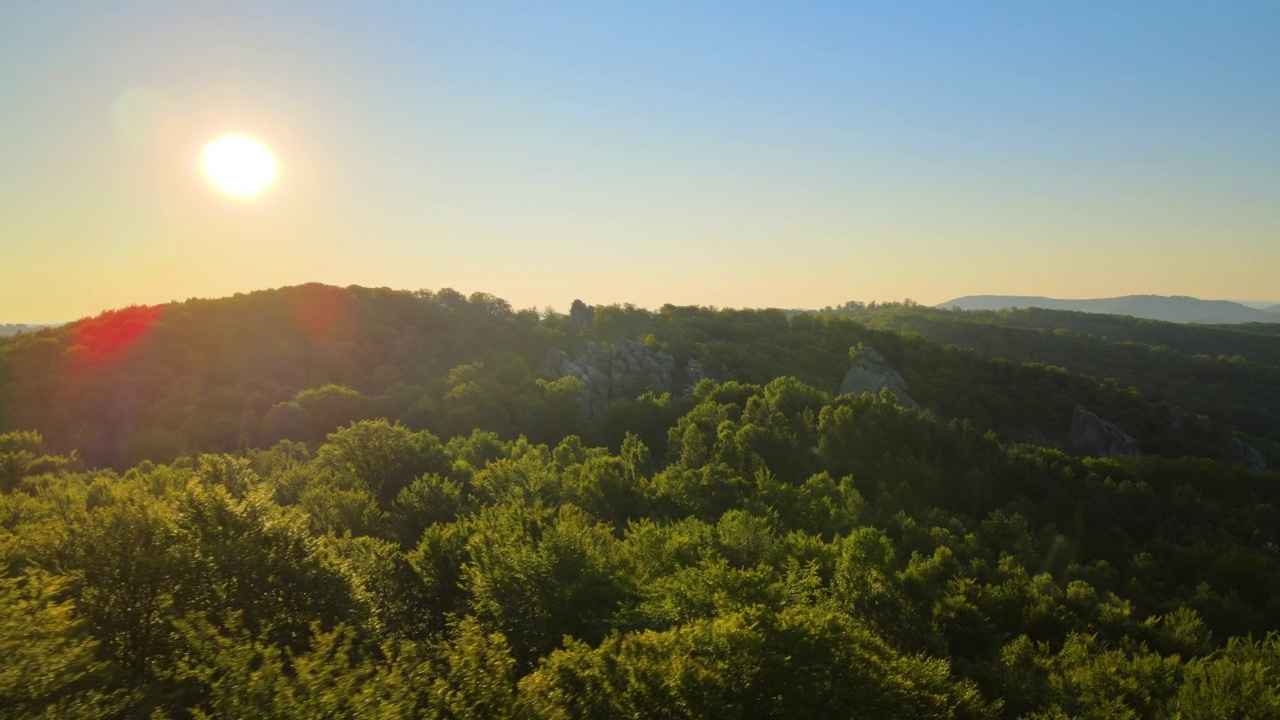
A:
[0,323,58,337]
[1234,300,1280,310]
[936,295,1280,324]
[1265,304,1280,315]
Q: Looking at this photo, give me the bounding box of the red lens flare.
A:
[286,283,355,341]
[71,305,164,364]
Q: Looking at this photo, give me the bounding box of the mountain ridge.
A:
[937,294,1280,324]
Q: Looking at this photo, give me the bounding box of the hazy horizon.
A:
[5,285,1279,327]
[5,2,1279,322]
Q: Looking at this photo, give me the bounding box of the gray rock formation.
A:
[838,346,917,408]
[1224,438,1267,471]
[1167,406,1191,432]
[1070,406,1141,458]
[539,339,676,419]
[683,359,711,395]
[569,299,595,328]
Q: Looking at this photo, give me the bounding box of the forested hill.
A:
[813,301,1280,464]
[4,283,1280,717]
[2,283,1274,470]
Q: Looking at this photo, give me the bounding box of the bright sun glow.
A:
[200,134,280,199]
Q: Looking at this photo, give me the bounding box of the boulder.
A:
[1070,406,1141,458]
[1225,438,1267,471]
[838,347,917,408]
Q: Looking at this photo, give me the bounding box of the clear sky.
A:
[3,1,1278,322]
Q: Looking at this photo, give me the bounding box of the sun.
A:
[200,134,280,199]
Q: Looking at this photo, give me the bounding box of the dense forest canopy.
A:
[4,284,1278,470]
[813,301,1280,462]
[2,283,1279,718]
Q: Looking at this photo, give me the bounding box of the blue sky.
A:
[3,1,1278,321]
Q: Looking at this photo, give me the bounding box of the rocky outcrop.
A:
[683,359,711,395]
[569,299,595,328]
[1167,406,1191,432]
[1070,406,1141,458]
[539,339,676,419]
[838,347,917,408]
[1225,438,1267,471]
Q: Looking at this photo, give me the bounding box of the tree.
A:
[315,419,448,505]
[0,572,124,718]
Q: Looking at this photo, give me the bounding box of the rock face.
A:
[838,346,917,408]
[683,359,711,395]
[1167,406,1191,432]
[539,339,676,419]
[1070,406,1141,458]
[1225,438,1267,471]
[569,299,595,328]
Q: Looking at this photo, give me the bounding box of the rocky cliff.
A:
[838,346,918,408]
[1224,437,1267,471]
[539,339,677,419]
[683,359,711,395]
[1070,406,1141,458]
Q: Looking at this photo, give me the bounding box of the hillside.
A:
[814,303,1280,462]
[938,294,1280,324]
[4,284,1268,470]
[3,284,1280,718]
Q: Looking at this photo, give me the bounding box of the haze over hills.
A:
[0,323,60,337]
[937,294,1280,325]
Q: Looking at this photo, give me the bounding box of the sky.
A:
[3,1,1279,322]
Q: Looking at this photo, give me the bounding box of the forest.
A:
[2,283,1279,718]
